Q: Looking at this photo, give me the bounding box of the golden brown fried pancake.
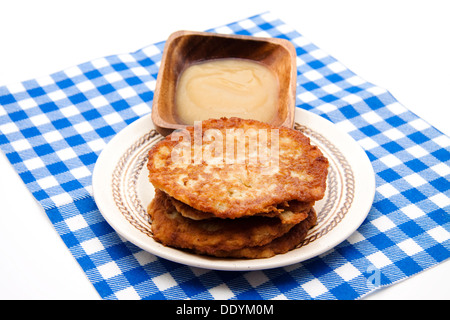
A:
[147,117,328,219]
[147,189,312,257]
[212,208,317,259]
[170,195,313,224]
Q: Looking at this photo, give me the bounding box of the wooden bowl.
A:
[151,30,297,136]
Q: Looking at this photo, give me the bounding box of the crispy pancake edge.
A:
[211,208,317,259]
[170,193,314,224]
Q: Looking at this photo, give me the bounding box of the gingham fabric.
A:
[0,12,449,300]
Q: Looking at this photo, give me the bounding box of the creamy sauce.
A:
[175,58,279,125]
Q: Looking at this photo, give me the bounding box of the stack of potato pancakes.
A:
[147,118,329,259]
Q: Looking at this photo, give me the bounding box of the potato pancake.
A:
[148,190,312,256]
[148,189,316,259]
[211,209,317,259]
[170,194,313,224]
[147,117,328,219]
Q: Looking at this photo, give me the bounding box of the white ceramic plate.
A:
[92,109,375,271]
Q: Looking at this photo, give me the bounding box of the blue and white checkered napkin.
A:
[0,12,449,300]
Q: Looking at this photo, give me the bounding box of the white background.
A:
[0,0,449,299]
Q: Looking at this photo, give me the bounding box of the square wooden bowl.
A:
[151,30,297,135]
